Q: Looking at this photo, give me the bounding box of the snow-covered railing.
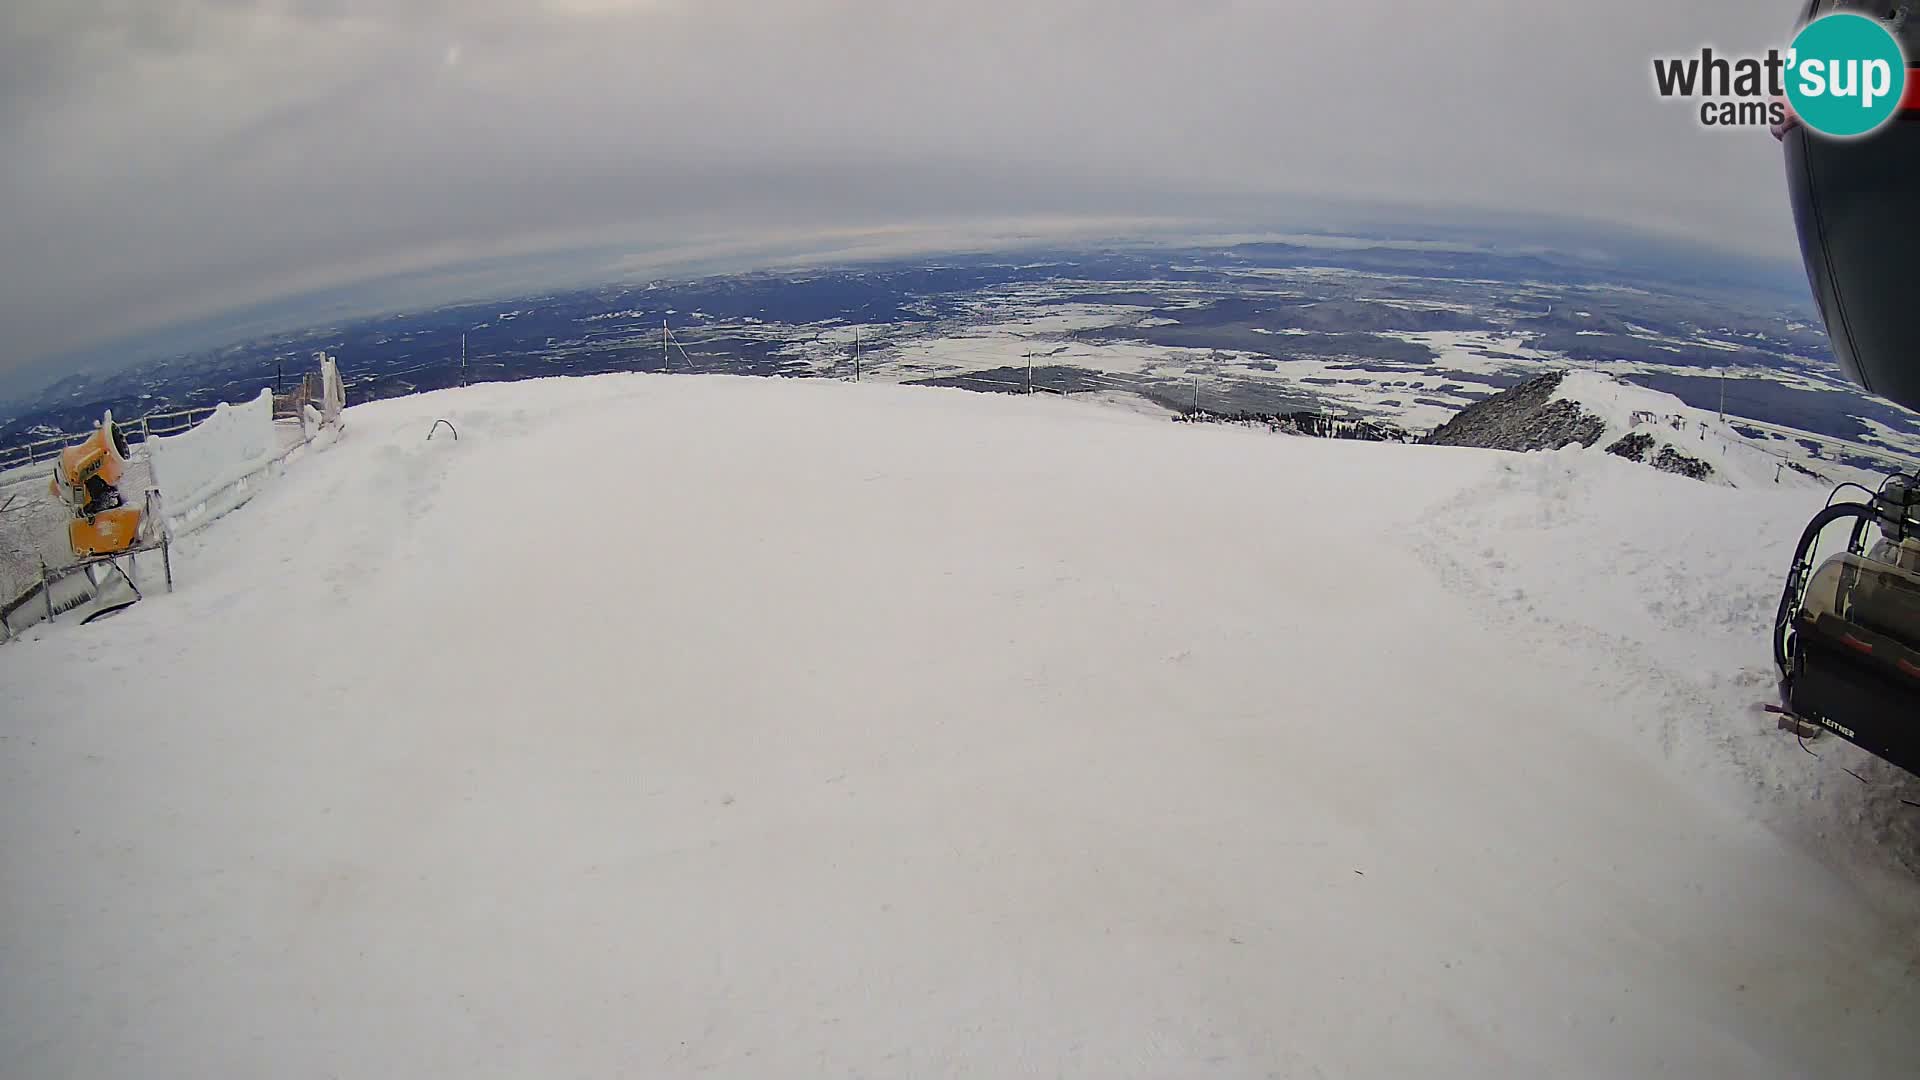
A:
[2,354,344,469]
[154,443,295,539]
[0,405,224,471]
[0,433,76,470]
[137,405,223,441]
[147,391,279,516]
[149,406,339,541]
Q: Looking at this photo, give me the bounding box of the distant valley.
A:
[7,238,1918,473]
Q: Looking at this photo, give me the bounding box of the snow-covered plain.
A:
[738,268,1920,469]
[2,373,1917,1078]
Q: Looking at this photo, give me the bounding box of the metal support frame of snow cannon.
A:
[0,537,173,641]
[427,419,458,442]
[59,534,173,625]
[0,495,173,642]
[73,555,141,624]
[1773,474,1920,778]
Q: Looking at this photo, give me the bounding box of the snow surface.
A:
[1548,368,1886,490]
[2,373,1917,1078]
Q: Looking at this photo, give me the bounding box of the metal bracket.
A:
[1765,704,1824,739]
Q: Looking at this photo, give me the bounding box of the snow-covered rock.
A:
[1420,371,1607,454]
[0,373,1914,1078]
[1421,369,1835,489]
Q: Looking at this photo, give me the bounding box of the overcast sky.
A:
[2,0,1806,380]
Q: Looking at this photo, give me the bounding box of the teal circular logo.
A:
[1787,13,1908,138]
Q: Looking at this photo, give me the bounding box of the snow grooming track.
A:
[1411,445,1920,921]
[2,372,1918,1078]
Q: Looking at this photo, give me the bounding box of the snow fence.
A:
[147,389,281,536]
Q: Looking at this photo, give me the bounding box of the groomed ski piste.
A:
[2,371,1917,1077]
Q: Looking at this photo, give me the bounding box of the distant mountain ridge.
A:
[1420,370,1831,488]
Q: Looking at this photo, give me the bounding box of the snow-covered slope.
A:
[1424,368,1897,490]
[1,374,1916,1078]
[1550,369,1855,489]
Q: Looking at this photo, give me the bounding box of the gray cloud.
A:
[0,0,1811,378]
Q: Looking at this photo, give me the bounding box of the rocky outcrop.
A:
[1418,373,1606,452]
[1605,431,1656,462]
[1652,446,1714,480]
[1420,370,1719,483]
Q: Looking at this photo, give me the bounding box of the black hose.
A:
[1828,482,1878,508]
[1775,501,1878,676]
[427,419,459,442]
[1849,512,1877,556]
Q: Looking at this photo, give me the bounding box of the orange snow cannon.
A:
[67,507,145,558]
[49,414,145,557]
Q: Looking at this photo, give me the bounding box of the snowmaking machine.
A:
[39,411,164,624]
[1769,1,1920,774]
[50,412,143,557]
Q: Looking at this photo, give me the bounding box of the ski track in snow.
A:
[2,373,1917,1078]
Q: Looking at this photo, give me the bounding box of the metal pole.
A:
[162,535,173,592]
[1027,351,1034,394]
[663,318,669,370]
[41,561,53,624]
[461,334,468,386]
[1719,371,1726,422]
[854,327,861,382]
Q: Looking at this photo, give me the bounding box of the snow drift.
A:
[1,373,1916,1078]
